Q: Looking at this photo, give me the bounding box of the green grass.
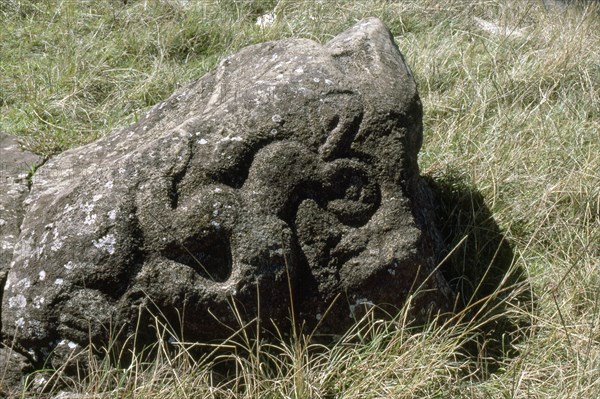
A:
[1,0,599,397]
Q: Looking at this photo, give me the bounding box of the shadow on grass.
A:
[423,171,534,376]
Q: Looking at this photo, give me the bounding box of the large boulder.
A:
[1,17,453,375]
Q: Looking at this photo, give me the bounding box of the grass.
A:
[1,0,599,397]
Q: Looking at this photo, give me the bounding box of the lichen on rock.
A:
[0,18,453,383]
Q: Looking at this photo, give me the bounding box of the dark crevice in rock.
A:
[320,112,363,161]
[324,114,340,134]
[169,139,195,209]
[279,180,327,226]
[324,88,356,96]
[207,135,278,189]
[0,341,39,372]
[287,231,321,321]
[114,212,147,298]
[25,156,49,192]
[169,172,184,209]
[163,231,233,283]
[278,161,379,230]
[0,272,7,333]
[323,165,380,227]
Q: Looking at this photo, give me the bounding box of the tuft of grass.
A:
[0,0,286,155]
[12,283,530,399]
[1,0,599,398]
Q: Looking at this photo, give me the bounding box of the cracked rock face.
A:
[1,18,453,373]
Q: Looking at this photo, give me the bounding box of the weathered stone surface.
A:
[0,346,33,395]
[0,133,43,324]
[1,17,453,374]
[0,133,42,391]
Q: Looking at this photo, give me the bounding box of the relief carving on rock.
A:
[1,18,453,375]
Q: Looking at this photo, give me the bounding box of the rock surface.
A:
[1,17,453,378]
[0,133,42,392]
[0,133,43,325]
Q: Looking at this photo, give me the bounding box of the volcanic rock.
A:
[1,18,453,379]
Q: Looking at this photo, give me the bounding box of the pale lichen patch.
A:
[50,237,64,251]
[81,202,94,214]
[57,339,78,350]
[15,278,31,290]
[92,234,116,255]
[220,135,243,142]
[8,295,27,309]
[33,296,45,309]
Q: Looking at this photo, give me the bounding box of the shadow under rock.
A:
[423,171,534,376]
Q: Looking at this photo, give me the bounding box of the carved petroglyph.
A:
[1,19,453,379]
